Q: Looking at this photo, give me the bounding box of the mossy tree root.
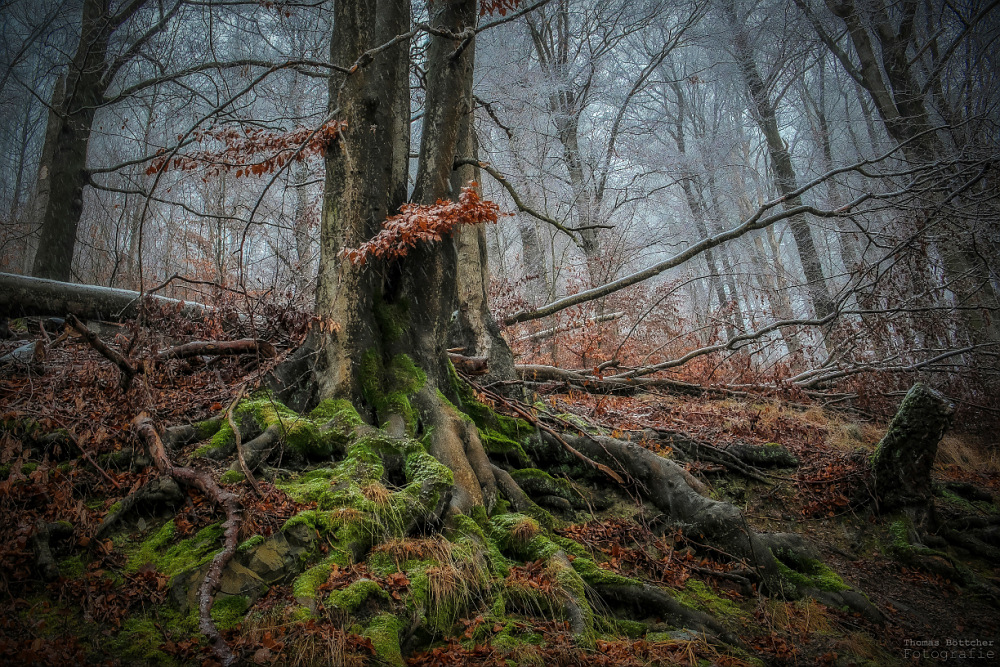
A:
[94,476,184,540]
[489,463,554,527]
[591,583,735,644]
[490,516,594,642]
[133,416,242,667]
[649,429,772,483]
[412,386,497,515]
[32,519,74,581]
[547,432,790,595]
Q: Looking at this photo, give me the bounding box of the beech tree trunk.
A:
[31,0,113,281]
[273,0,505,517]
[727,1,835,342]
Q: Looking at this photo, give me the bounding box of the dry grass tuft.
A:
[372,536,454,569]
[936,433,1000,476]
[510,516,540,546]
[361,482,391,508]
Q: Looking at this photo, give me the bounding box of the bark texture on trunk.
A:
[870,383,953,513]
[728,9,835,326]
[31,0,112,281]
[275,0,504,518]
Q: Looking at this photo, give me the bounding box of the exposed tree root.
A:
[647,429,772,484]
[94,476,184,540]
[542,431,790,595]
[32,520,74,581]
[133,416,243,666]
[413,386,497,515]
[591,582,735,644]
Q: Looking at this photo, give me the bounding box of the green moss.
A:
[237,535,265,553]
[279,430,452,570]
[551,536,590,560]
[571,556,641,587]
[489,514,541,557]
[361,351,427,435]
[309,399,363,432]
[293,559,333,601]
[195,419,222,440]
[58,555,86,579]
[107,617,176,665]
[509,468,585,508]
[373,295,409,344]
[771,549,849,593]
[219,469,243,485]
[479,428,531,466]
[21,462,37,474]
[598,617,647,639]
[208,420,236,453]
[364,613,404,666]
[675,579,746,619]
[888,517,914,557]
[127,521,175,570]
[217,392,358,459]
[211,595,249,630]
[126,521,223,579]
[491,620,545,653]
[327,579,390,613]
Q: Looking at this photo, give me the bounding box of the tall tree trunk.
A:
[275,0,500,517]
[526,5,603,286]
[31,0,111,281]
[814,0,1000,342]
[668,86,739,342]
[450,71,518,392]
[728,5,836,330]
[26,74,66,274]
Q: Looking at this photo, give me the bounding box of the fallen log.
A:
[515,364,752,398]
[155,339,276,362]
[0,272,210,322]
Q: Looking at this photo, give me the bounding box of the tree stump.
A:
[870,383,953,514]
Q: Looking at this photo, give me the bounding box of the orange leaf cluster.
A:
[342,185,503,266]
[481,0,521,16]
[145,120,347,177]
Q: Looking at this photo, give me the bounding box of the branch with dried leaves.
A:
[66,314,275,392]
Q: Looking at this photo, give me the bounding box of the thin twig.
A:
[226,386,261,497]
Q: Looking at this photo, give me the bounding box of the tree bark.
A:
[870,383,953,514]
[31,0,114,281]
[728,12,835,330]
[0,271,209,321]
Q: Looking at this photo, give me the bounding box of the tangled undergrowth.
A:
[1,322,999,666]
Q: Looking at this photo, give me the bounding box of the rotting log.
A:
[0,271,210,322]
[155,339,276,362]
[870,383,953,514]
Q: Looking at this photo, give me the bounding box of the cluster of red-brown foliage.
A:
[342,186,503,266]
[480,0,521,17]
[145,120,347,178]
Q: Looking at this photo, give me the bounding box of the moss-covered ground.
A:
[3,380,998,666]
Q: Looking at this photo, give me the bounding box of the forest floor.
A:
[1,326,998,666]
